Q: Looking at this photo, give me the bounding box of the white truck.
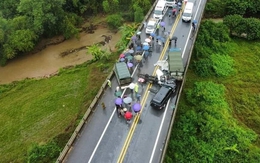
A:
[145,18,159,34]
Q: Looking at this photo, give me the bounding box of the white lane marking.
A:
[149,1,203,162]
[149,99,171,163]
[88,51,145,162]
[182,0,202,58]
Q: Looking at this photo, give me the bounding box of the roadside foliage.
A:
[165,3,260,161]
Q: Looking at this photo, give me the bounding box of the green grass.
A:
[168,39,260,161]
[0,56,117,162]
[222,40,260,136]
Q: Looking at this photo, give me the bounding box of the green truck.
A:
[114,62,132,86]
[167,48,184,81]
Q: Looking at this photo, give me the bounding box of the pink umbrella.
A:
[119,54,125,58]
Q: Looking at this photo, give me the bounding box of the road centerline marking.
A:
[117,8,183,163]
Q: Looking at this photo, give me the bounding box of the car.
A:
[150,83,176,110]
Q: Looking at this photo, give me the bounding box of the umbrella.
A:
[129,83,136,89]
[119,54,125,58]
[136,46,142,51]
[131,36,137,41]
[127,62,134,68]
[145,38,151,42]
[192,20,198,24]
[128,49,134,54]
[142,42,149,46]
[132,103,141,112]
[114,91,122,97]
[136,31,141,35]
[150,33,156,37]
[171,36,178,41]
[160,21,166,27]
[115,98,123,105]
[143,45,150,51]
[173,8,177,12]
[156,35,162,40]
[120,58,125,62]
[134,55,143,61]
[126,55,133,60]
[123,97,133,104]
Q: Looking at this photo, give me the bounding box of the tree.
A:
[3,29,37,59]
[17,0,65,36]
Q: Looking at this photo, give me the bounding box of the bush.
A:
[204,0,226,18]
[193,58,213,77]
[27,141,61,163]
[210,54,234,77]
[106,14,123,30]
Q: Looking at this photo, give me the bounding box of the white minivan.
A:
[153,0,167,20]
[182,2,194,22]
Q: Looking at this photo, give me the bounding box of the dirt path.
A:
[0,27,121,84]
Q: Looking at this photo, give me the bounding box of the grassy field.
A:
[0,57,117,162]
[166,38,260,162]
[185,39,260,136]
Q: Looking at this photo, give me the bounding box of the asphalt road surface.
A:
[64,0,206,162]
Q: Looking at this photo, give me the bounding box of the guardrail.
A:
[159,1,207,162]
[56,1,159,162]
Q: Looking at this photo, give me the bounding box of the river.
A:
[0,27,121,84]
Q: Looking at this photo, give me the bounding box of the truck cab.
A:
[145,18,159,34]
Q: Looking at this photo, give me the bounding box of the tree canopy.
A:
[0,0,154,65]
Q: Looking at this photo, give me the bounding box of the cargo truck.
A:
[167,48,184,81]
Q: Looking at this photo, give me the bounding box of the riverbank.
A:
[0,25,120,84]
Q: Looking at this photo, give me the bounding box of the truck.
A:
[145,18,159,34]
[167,48,184,81]
[114,62,132,86]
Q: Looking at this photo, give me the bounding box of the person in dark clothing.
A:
[192,22,196,31]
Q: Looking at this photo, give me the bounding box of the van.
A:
[114,62,132,86]
[150,83,176,110]
[182,2,194,22]
[165,0,177,8]
[153,0,167,20]
[145,18,159,34]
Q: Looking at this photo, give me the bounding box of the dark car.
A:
[150,83,175,110]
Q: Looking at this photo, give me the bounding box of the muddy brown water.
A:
[0,28,121,84]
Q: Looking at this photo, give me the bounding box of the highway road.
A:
[63,0,206,162]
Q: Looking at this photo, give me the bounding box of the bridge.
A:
[57,0,207,162]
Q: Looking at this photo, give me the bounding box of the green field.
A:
[0,58,116,162]
[165,20,260,162]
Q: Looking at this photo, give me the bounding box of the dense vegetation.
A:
[165,1,260,161]
[0,0,153,65]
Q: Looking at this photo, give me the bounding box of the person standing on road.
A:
[107,79,111,88]
[124,111,133,124]
[192,22,196,31]
[101,102,106,109]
